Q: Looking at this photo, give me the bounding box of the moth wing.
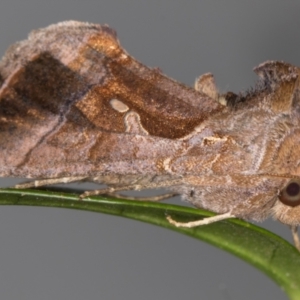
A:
[0,21,225,178]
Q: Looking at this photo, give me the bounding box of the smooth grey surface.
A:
[0,1,299,299]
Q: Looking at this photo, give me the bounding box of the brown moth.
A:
[1,21,300,250]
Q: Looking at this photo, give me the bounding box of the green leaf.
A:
[0,188,300,299]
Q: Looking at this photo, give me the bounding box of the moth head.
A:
[279,179,300,207]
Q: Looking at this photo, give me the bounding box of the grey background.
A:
[0,1,299,299]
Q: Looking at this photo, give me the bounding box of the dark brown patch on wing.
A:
[12,52,90,114]
[85,33,225,139]
[0,52,92,170]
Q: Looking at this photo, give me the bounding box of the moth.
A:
[1,21,300,250]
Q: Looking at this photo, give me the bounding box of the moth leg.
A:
[80,186,167,199]
[81,186,135,198]
[291,226,300,251]
[14,176,87,189]
[103,192,178,202]
[166,212,234,228]
[80,180,182,199]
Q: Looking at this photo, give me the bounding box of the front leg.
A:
[166,212,234,228]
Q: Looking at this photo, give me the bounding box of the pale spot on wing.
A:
[124,111,149,135]
[202,135,228,146]
[109,98,129,113]
[218,96,227,106]
[163,157,173,173]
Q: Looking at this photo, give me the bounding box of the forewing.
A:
[0,21,225,178]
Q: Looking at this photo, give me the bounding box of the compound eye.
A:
[279,179,300,207]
